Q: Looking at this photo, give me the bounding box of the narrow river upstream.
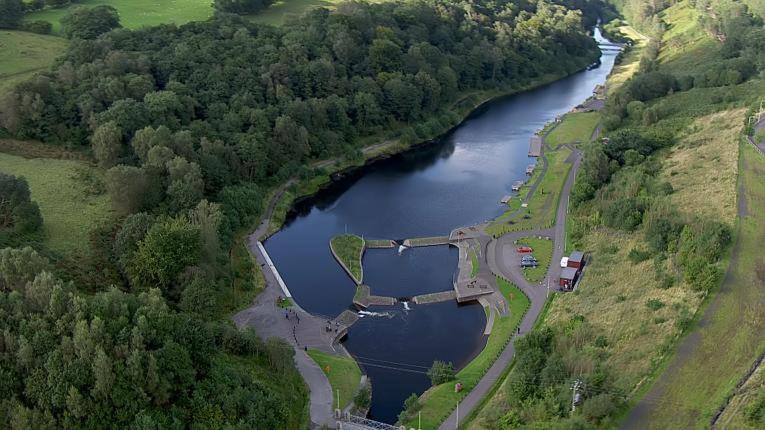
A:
[265,29,619,423]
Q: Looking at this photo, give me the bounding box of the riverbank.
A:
[255,68,593,242]
[238,30,612,426]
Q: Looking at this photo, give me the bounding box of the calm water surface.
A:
[265,30,619,423]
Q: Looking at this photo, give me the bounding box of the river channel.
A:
[264,29,619,423]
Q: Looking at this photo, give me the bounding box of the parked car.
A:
[522,255,537,262]
[521,260,538,268]
[516,246,533,253]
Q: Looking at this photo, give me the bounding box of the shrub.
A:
[20,20,52,34]
[397,393,421,423]
[354,384,371,409]
[582,393,617,422]
[627,248,651,264]
[61,5,121,39]
[427,360,455,386]
[646,299,665,311]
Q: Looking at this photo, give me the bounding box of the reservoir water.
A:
[265,29,619,423]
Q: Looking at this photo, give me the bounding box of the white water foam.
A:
[358,310,393,318]
[402,301,411,311]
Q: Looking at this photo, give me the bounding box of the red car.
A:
[516,246,533,253]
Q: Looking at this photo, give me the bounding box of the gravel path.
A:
[232,182,341,429]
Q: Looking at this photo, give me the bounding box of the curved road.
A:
[438,147,582,430]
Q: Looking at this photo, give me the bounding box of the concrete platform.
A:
[412,290,457,304]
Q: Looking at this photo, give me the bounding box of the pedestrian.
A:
[285,312,289,319]
[517,327,520,334]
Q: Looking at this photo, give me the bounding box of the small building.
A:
[526,164,536,175]
[567,251,585,269]
[500,195,512,204]
[559,267,578,290]
[511,181,524,191]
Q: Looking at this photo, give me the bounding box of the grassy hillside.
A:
[25,0,213,34]
[467,1,765,427]
[0,30,67,95]
[0,151,112,253]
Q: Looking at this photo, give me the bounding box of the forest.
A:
[0,0,607,427]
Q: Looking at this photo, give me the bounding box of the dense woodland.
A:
[480,1,765,429]
[0,0,608,427]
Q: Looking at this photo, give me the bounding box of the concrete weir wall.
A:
[256,241,292,298]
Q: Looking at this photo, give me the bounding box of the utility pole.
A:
[456,402,459,429]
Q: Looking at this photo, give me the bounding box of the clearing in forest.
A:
[0,152,112,253]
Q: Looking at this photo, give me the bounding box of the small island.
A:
[330,234,365,284]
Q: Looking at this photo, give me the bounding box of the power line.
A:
[351,354,432,370]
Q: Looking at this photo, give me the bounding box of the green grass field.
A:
[516,237,552,283]
[307,349,362,410]
[0,30,67,96]
[404,278,529,429]
[0,152,112,253]
[25,0,213,34]
[545,112,600,148]
[330,234,364,283]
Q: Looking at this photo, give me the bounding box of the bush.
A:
[61,5,121,39]
[214,0,274,14]
[627,248,651,264]
[398,393,421,423]
[646,299,665,311]
[20,20,52,34]
[427,360,455,386]
[354,384,371,409]
[582,393,616,422]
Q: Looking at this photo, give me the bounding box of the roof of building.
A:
[569,250,584,262]
[560,267,578,280]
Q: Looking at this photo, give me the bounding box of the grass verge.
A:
[307,349,362,410]
[470,249,479,278]
[545,112,600,148]
[486,147,572,236]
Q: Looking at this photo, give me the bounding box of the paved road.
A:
[438,148,582,430]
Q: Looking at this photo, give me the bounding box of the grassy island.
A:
[330,234,365,284]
